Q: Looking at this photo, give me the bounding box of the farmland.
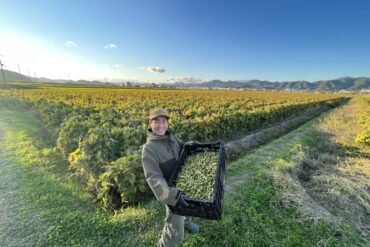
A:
[1,85,346,147]
[2,86,345,142]
[0,82,369,246]
[0,85,346,205]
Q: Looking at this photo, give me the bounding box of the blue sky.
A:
[1,0,370,83]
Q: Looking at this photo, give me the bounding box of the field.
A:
[0,82,369,246]
[1,85,345,142]
[0,84,346,205]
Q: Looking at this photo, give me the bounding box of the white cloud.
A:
[147,66,166,73]
[115,64,124,69]
[104,43,117,49]
[65,40,77,47]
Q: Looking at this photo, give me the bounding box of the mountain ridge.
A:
[1,69,369,91]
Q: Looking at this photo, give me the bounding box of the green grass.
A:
[0,95,368,246]
[184,117,365,247]
[2,156,162,246]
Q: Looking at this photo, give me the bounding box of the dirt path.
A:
[0,112,27,246]
[0,110,43,247]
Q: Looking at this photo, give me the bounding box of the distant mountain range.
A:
[1,69,369,91]
[168,77,370,91]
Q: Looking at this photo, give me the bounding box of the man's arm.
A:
[142,146,179,206]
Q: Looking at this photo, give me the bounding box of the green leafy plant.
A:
[57,114,90,156]
[98,153,149,209]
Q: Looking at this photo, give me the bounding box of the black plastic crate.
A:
[168,141,227,220]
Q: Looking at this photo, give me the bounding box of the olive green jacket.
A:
[142,129,183,206]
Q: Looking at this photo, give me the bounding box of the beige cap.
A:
[149,107,170,120]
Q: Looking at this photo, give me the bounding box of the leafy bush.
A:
[57,114,90,156]
[68,126,119,177]
[65,109,147,205]
[98,153,149,209]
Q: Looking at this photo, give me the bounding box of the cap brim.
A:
[150,115,170,120]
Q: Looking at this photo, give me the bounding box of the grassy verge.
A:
[295,96,370,240]
[0,95,368,246]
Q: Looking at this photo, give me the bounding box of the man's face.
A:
[150,116,168,136]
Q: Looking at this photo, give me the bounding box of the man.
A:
[142,107,199,247]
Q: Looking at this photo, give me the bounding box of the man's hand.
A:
[176,191,189,207]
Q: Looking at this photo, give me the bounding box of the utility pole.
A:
[18,64,23,81]
[28,69,32,82]
[0,55,5,82]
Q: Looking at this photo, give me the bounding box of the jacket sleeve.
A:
[174,135,184,149]
[142,145,179,206]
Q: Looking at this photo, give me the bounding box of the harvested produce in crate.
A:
[176,151,219,200]
[168,142,226,220]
